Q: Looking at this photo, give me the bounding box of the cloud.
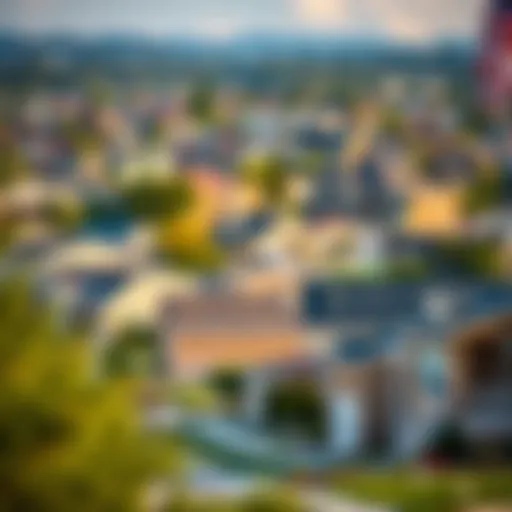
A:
[0,0,485,40]
[295,0,348,28]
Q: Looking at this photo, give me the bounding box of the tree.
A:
[0,278,175,511]
[42,199,85,235]
[104,325,159,379]
[0,214,15,255]
[433,240,501,279]
[208,368,245,405]
[425,421,472,465]
[240,154,289,207]
[157,207,226,273]
[464,171,502,215]
[187,83,215,123]
[122,176,193,223]
[0,144,27,189]
[62,119,102,153]
[381,108,405,139]
[264,379,328,444]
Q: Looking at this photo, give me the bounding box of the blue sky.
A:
[0,0,484,42]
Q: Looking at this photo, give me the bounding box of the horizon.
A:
[0,0,485,44]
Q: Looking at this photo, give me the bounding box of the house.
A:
[305,151,398,225]
[161,292,311,381]
[451,314,512,451]
[403,183,465,238]
[236,280,512,463]
[213,210,273,252]
[39,241,133,328]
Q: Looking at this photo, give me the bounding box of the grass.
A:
[333,469,512,512]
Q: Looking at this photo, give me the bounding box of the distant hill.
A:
[0,32,476,87]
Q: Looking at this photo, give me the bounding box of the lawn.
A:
[333,469,512,512]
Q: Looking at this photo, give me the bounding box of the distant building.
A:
[305,152,397,224]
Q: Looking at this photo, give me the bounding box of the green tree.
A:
[187,84,215,123]
[381,108,405,139]
[0,278,175,511]
[241,154,288,207]
[464,172,502,215]
[0,145,27,189]
[42,199,85,235]
[122,176,193,223]
[208,368,245,405]
[264,379,328,444]
[434,240,501,279]
[104,325,159,379]
[62,119,102,153]
[0,215,16,255]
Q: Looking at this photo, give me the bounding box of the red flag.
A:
[480,1,512,113]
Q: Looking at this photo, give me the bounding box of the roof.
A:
[164,293,308,375]
[302,279,512,326]
[169,334,308,375]
[404,184,465,238]
[166,293,299,334]
[214,211,273,248]
[99,270,198,336]
[44,242,129,275]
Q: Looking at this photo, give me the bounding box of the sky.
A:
[0,0,485,42]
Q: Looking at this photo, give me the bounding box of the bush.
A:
[122,176,193,223]
[0,278,175,511]
[166,487,305,512]
[208,368,245,404]
[334,471,512,512]
[104,325,159,379]
[264,379,328,444]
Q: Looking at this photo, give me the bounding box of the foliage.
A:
[334,470,512,512]
[296,151,326,175]
[381,108,405,139]
[62,119,103,153]
[0,215,16,255]
[122,175,193,223]
[187,84,215,123]
[86,77,114,108]
[159,234,226,273]
[425,422,472,464]
[240,487,305,512]
[462,106,492,137]
[171,384,218,413]
[464,172,502,215]
[208,368,245,404]
[104,325,159,379]
[263,379,327,444]
[157,210,226,273]
[240,154,289,207]
[0,278,175,511]
[42,199,85,234]
[0,145,27,189]
[433,240,501,279]
[166,487,305,512]
[385,258,429,281]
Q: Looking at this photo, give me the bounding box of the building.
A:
[235,279,512,464]
[161,292,310,381]
[39,241,134,329]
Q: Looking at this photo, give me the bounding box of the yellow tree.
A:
[0,278,176,511]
